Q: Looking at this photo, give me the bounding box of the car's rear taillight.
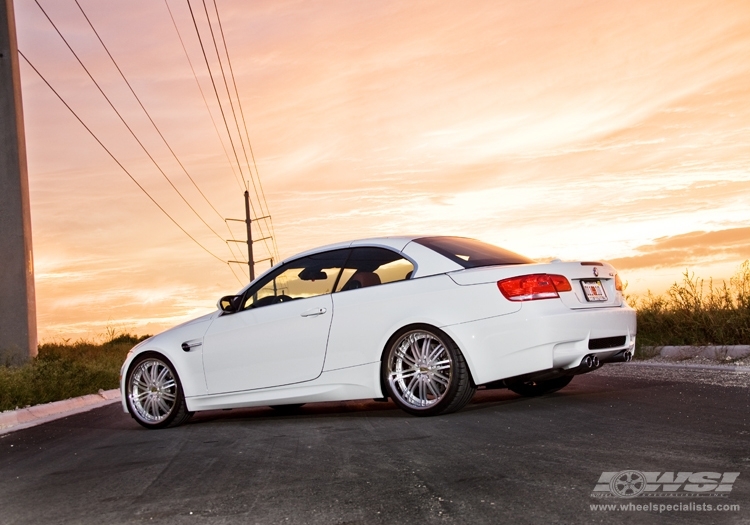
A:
[548,274,572,292]
[614,273,623,291]
[497,274,572,301]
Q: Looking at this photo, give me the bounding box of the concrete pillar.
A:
[0,0,38,365]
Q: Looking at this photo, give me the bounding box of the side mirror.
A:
[217,295,242,313]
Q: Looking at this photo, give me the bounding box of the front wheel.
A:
[126,354,192,429]
[383,326,475,417]
[507,375,573,397]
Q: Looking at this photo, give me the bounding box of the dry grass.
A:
[628,260,750,350]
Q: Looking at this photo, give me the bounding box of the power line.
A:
[163,0,243,195]
[163,0,249,268]
[197,0,275,261]
[209,0,279,262]
[187,0,276,267]
[37,0,279,282]
[199,0,252,180]
[226,258,248,284]
[186,0,250,195]
[32,0,233,255]
[18,49,229,266]
[74,0,225,228]
[72,0,247,274]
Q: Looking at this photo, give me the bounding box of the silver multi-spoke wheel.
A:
[126,356,190,428]
[129,358,177,423]
[387,330,454,410]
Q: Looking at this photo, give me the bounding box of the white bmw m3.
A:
[121,236,636,429]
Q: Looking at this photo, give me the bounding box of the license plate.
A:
[581,280,607,302]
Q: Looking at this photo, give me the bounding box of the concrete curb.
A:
[623,361,750,373]
[0,389,120,436]
[643,345,750,360]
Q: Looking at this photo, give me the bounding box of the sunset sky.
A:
[13,0,750,342]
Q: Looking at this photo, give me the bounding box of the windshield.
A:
[414,236,534,269]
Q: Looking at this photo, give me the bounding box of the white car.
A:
[121,236,636,429]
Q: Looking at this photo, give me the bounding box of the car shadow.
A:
[185,388,536,426]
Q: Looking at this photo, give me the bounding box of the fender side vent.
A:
[588,336,627,350]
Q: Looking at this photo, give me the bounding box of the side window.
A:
[243,249,350,309]
[336,247,414,292]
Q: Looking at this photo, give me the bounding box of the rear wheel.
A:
[383,326,475,416]
[507,375,573,397]
[126,354,192,429]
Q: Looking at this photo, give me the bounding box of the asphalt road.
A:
[1,364,748,525]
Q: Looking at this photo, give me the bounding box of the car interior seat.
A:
[341,271,381,290]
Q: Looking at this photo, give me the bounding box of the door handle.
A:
[300,307,327,317]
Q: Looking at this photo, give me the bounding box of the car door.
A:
[202,249,350,394]
[325,247,416,371]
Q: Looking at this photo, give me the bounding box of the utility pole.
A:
[244,190,254,281]
[227,192,272,283]
[0,0,37,365]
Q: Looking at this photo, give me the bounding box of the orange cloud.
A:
[609,228,750,270]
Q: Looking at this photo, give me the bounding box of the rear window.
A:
[414,236,534,269]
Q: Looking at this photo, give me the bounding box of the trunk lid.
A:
[447,261,623,309]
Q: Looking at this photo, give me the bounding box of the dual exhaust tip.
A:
[580,354,600,369]
[578,350,632,371]
[612,350,634,363]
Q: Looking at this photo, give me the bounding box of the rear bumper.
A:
[442,300,637,385]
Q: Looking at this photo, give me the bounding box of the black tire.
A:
[270,403,305,414]
[125,353,192,429]
[382,325,476,417]
[507,375,573,397]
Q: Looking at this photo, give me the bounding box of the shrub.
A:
[0,333,148,412]
[628,260,750,348]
